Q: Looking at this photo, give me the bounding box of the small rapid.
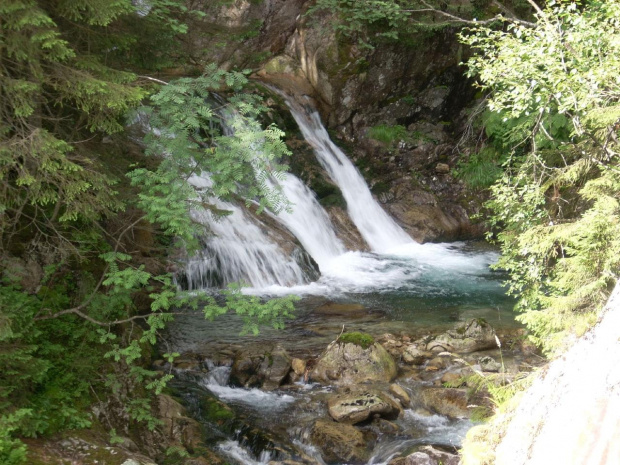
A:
[172,358,475,465]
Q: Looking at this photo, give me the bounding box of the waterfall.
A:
[283,97,415,253]
[220,109,346,272]
[267,174,345,271]
[177,92,420,291]
[178,174,311,289]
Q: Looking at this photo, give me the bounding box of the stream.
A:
[161,92,520,464]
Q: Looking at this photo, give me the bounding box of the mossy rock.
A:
[312,337,397,385]
[319,192,346,209]
[199,396,235,424]
[337,332,375,349]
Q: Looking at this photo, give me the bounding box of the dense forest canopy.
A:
[2,0,620,463]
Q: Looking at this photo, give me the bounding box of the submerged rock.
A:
[311,335,397,385]
[310,419,371,464]
[327,389,401,424]
[314,302,367,316]
[426,319,497,353]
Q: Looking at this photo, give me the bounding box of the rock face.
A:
[327,389,401,424]
[311,340,397,385]
[230,343,292,390]
[189,0,487,243]
[157,395,205,453]
[488,285,620,465]
[427,319,497,353]
[310,419,370,464]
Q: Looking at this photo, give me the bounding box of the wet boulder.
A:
[327,388,402,424]
[402,345,431,365]
[310,419,371,464]
[389,446,459,465]
[311,333,397,385]
[419,388,470,419]
[389,384,411,408]
[426,319,497,354]
[479,355,502,373]
[157,395,204,453]
[230,343,291,390]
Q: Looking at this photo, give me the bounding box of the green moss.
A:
[319,193,346,209]
[200,396,235,423]
[371,181,390,196]
[338,332,375,349]
[367,124,409,145]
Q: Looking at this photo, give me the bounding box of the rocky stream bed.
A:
[156,290,541,465]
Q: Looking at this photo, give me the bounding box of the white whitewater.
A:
[221,110,346,272]
[182,174,308,289]
[283,97,415,253]
[267,174,345,270]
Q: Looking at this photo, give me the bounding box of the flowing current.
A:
[283,97,415,253]
[180,174,309,289]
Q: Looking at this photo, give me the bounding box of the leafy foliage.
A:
[367,124,410,145]
[462,0,620,355]
[130,65,292,247]
[306,0,535,48]
[1,0,297,460]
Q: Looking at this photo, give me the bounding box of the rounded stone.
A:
[311,341,397,385]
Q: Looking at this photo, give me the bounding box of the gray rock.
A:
[405,452,433,465]
[404,446,460,465]
[310,419,370,464]
[427,319,497,353]
[402,345,430,365]
[312,341,397,385]
[328,389,401,424]
[479,355,502,372]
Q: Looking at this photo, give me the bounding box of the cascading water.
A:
[163,90,518,465]
[282,96,415,253]
[179,174,311,289]
[131,108,313,290]
[220,108,346,272]
[266,174,345,271]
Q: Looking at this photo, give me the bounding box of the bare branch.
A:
[34,308,199,325]
[403,1,537,28]
[138,75,169,86]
